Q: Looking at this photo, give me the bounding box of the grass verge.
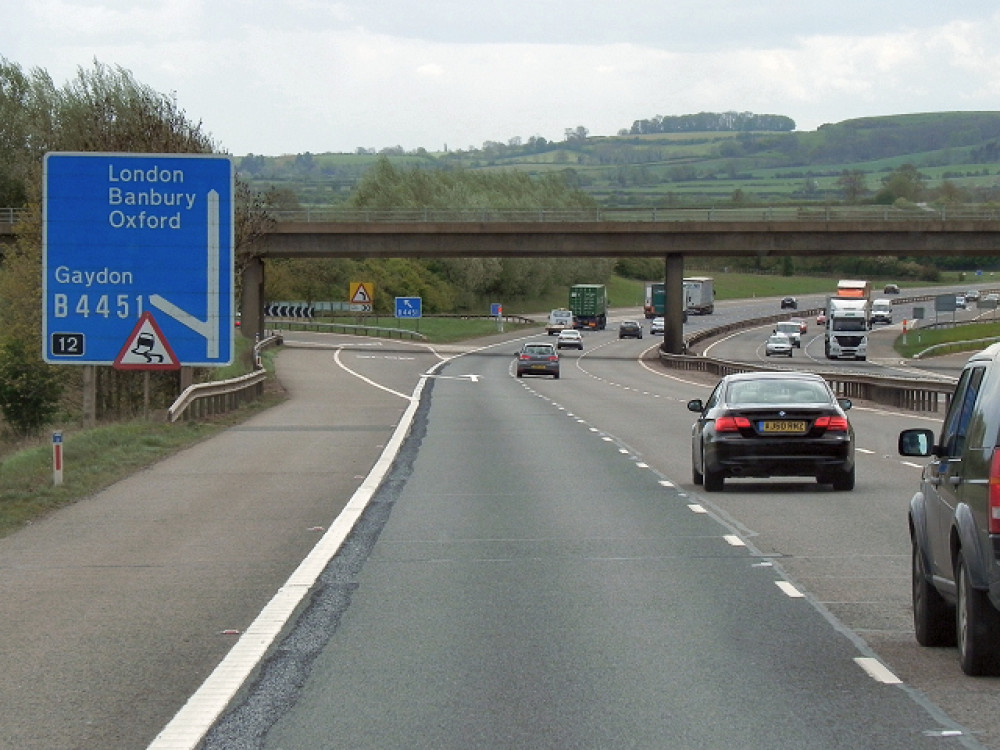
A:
[0,345,287,539]
[894,321,1000,358]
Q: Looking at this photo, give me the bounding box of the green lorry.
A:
[568,284,608,330]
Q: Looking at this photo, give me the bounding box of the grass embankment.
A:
[894,321,1000,358]
[0,270,983,538]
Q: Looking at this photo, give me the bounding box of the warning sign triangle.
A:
[351,283,372,303]
[114,312,181,370]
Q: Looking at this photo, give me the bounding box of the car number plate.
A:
[759,420,807,434]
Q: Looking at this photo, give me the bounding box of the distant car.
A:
[773,321,802,348]
[618,320,643,339]
[816,312,827,326]
[688,371,855,492]
[965,289,981,302]
[780,296,798,310]
[956,294,967,309]
[556,329,583,350]
[983,293,1000,305]
[650,317,665,335]
[789,318,808,333]
[765,333,793,357]
[516,342,560,378]
[883,283,901,294]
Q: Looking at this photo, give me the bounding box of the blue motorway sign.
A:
[395,296,422,318]
[42,152,234,366]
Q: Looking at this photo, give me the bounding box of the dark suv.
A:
[899,341,1000,675]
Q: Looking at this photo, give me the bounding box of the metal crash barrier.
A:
[167,334,283,422]
[661,307,955,414]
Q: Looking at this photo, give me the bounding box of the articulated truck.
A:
[825,279,872,360]
[569,284,608,330]
[642,282,688,322]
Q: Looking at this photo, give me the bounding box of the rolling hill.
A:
[236,111,1000,208]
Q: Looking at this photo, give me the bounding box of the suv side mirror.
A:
[687,399,704,413]
[837,398,852,411]
[898,428,936,457]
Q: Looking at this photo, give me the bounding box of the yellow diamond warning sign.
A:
[114,312,181,370]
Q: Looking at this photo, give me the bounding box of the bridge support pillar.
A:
[240,256,265,341]
[663,253,685,354]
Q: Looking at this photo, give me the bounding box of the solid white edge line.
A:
[146,376,428,750]
[854,657,903,684]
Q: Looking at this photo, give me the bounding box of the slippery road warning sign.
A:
[113,312,180,370]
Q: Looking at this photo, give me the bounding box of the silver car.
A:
[516,342,560,378]
[765,333,793,357]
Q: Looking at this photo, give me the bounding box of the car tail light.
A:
[989,452,1000,534]
[715,416,752,432]
[814,415,849,432]
[548,355,558,361]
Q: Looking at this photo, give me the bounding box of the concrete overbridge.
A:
[5,206,1000,354]
[243,208,1000,353]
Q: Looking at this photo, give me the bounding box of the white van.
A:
[871,298,893,324]
[773,321,802,347]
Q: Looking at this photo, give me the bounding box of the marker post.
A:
[52,431,63,486]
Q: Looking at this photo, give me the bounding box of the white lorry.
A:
[545,308,575,335]
[825,297,871,360]
[683,276,715,315]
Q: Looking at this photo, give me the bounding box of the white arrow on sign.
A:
[149,189,221,359]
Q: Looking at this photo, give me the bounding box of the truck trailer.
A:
[569,284,608,330]
[683,276,715,314]
[642,282,687,322]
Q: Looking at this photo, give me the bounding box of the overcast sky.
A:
[5,1,1000,156]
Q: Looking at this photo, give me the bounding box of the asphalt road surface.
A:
[202,327,987,749]
[1,297,997,749]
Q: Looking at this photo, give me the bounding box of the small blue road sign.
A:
[395,296,422,318]
[491,303,503,316]
[43,152,234,366]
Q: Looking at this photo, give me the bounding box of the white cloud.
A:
[5,2,1000,154]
